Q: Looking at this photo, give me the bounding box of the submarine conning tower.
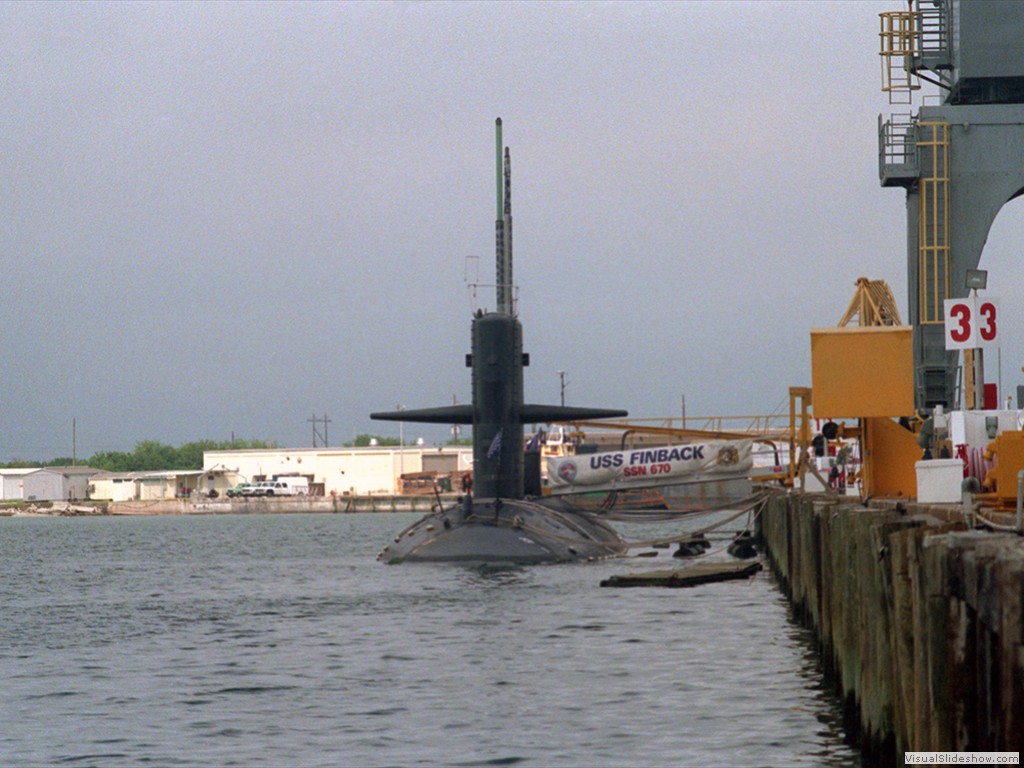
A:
[471,116,526,499]
[468,311,525,499]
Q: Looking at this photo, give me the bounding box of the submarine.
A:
[372,118,628,564]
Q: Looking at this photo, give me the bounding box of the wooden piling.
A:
[758,491,1024,761]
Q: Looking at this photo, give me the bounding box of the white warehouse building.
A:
[202,446,474,496]
[20,467,97,501]
[0,468,38,500]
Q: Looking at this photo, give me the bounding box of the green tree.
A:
[86,450,134,472]
[79,439,280,472]
[0,437,295,471]
[175,440,221,470]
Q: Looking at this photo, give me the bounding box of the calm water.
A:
[0,513,860,768]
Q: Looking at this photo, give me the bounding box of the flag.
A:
[487,429,503,460]
[525,430,543,452]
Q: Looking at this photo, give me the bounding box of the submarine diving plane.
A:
[372,119,628,564]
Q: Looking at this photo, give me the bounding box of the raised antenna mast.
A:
[495,118,514,315]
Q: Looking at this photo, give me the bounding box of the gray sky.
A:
[3,1,1023,461]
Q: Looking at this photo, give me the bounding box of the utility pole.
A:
[558,370,568,406]
[450,394,461,443]
[396,404,405,493]
[308,413,332,448]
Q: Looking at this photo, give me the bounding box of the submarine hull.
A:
[378,497,627,565]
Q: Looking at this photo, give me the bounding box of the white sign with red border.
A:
[944,296,1000,350]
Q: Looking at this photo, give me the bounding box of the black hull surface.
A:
[377,497,627,565]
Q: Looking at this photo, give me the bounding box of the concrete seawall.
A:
[759,492,1024,763]
[107,495,454,516]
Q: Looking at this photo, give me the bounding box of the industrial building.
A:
[202,445,474,497]
[0,468,37,500]
[14,467,98,502]
[0,447,474,504]
[88,470,205,502]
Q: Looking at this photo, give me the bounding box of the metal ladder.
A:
[879,10,920,104]
[917,121,950,326]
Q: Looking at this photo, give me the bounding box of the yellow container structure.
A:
[809,325,918,498]
[985,430,1024,506]
[862,416,920,498]
[810,326,914,418]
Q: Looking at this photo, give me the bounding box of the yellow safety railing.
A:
[787,387,813,487]
[918,121,950,324]
[879,10,920,104]
[571,415,793,440]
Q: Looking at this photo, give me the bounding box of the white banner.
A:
[547,440,753,492]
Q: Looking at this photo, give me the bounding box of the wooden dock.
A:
[760,492,1024,761]
[599,560,762,588]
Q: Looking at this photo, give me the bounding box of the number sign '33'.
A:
[943,296,1000,350]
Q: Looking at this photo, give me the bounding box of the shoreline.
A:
[2,495,459,517]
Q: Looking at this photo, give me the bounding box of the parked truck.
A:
[258,476,309,496]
